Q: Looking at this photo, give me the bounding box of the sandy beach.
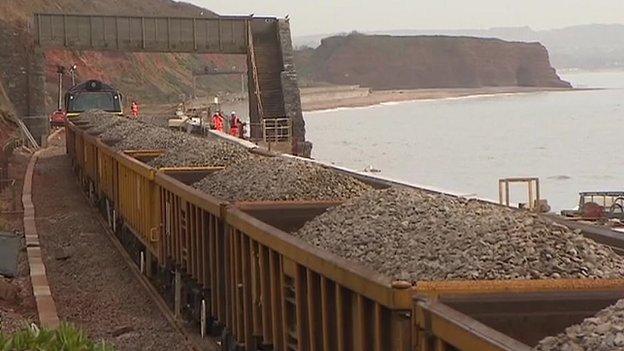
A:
[141,86,577,121]
[301,86,574,112]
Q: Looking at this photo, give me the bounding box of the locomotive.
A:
[64,80,124,119]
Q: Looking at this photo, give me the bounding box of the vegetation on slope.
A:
[0,324,113,351]
[0,0,246,109]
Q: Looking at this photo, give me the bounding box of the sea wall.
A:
[299,85,370,104]
[296,34,571,89]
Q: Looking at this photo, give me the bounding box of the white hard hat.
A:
[231,111,236,115]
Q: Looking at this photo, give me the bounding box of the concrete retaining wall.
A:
[300,85,371,104]
[277,19,312,157]
[0,23,46,118]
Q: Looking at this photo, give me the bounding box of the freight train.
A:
[65,118,624,351]
[64,80,123,119]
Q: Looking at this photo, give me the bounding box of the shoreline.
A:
[302,86,577,112]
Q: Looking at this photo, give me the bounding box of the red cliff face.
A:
[0,0,245,114]
[297,34,571,89]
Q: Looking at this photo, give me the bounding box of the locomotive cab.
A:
[64,80,123,119]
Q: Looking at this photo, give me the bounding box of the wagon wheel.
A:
[609,197,624,215]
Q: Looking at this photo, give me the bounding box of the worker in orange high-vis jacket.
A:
[211,112,224,132]
[131,101,140,119]
[229,111,242,138]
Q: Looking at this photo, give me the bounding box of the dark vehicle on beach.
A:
[64,80,123,119]
[561,191,624,220]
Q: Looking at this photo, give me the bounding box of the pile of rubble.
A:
[149,135,249,168]
[193,157,371,202]
[294,187,624,282]
[535,299,624,350]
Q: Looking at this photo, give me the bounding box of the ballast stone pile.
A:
[112,124,186,151]
[74,110,249,163]
[294,187,624,281]
[535,299,624,351]
[75,110,113,127]
[75,110,141,139]
[92,118,186,151]
[149,135,249,168]
[79,111,128,135]
[193,157,371,202]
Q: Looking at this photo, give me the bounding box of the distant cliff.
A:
[295,34,571,89]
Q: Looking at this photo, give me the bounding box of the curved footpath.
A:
[27,131,189,350]
[22,145,59,328]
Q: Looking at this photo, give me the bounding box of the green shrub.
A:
[0,323,114,350]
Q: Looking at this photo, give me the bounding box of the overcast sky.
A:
[189,0,624,36]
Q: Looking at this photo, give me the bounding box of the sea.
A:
[303,70,624,212]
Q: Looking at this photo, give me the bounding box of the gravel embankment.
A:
[149,136,249,168]
[535,299,624,350]
[294,187,624,281]
[193,156,371,202]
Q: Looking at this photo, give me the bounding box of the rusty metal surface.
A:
[155,171,224,214]
[114,147,156,179]
[225,207,413,310]
[233,200,343,210]
[415,279,624,297]
[123,150,166,156]
[235,200,342,233]
[33,13,258,54]
[435,290,624,348]
[123,150,166,165]
[160,167,222,185]
[415,298,532,351]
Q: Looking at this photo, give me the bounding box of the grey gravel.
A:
[85,116,129,136]
[74,110,113,125]
[73,110,127,135]
[98,119,143,144]
[74,110,181,150]
[535,299,624,351]
[294,187,624,282]
[112,124,188,151]
[193,157,371,202]
[75,110,249,165]
[149,136,249,168]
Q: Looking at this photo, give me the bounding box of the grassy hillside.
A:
[0,0,214,25]
[0,0,246,111]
